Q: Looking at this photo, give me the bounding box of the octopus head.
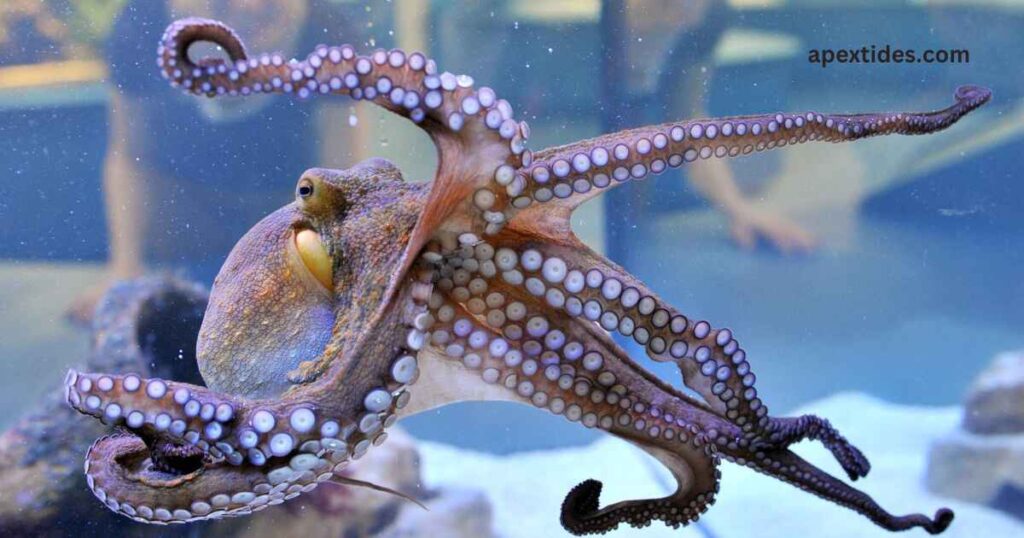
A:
[197,158,427,399]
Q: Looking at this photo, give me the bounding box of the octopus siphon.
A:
[65,17,991,535]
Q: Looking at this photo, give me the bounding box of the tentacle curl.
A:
[158,17,530,245]
[65,278,430,524]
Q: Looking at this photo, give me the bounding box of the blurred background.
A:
[0,0,1021,535]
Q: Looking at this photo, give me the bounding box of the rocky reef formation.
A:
[0,276,493,537]
[927,350,1024,520]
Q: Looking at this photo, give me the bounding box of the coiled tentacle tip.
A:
[561,479,604,536]
[955,84,992,106]
[928,508,955,535]
[890,506,955,534]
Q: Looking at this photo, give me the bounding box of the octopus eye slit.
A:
[297,181,314,199]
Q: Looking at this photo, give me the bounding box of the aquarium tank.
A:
[0,1,1021,537]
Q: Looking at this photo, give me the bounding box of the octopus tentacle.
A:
[507,85,991,215]
[495,235,873,478]
[420,244,738,532]
[81,433,286,523]
[761,415,870,481]
[159,18,520,147]
[66,371,356,466]
[65,369,373,522]
[560,440,720,535]
[158,18,529,245]
[731,448,953,534]
[427,230,951,532]
[63,277,429,523]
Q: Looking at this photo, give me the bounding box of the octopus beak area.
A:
[64,369,352,524]
[196,205,336,399]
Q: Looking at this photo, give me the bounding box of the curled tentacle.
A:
[83,433,285,523]
[159,18,521,144]
[64,276,426,525]
[158,17,528,244]
[508,85,991,214]
[560,441,720,535]
[65,370,366,522]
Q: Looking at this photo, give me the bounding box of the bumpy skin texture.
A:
[66,17,990,533]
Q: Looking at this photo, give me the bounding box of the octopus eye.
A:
[297,179,315,199]
[295,229,333,290]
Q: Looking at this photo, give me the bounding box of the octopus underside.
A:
[65,17,990,535]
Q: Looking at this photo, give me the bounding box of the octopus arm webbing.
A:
[509,85,992,215]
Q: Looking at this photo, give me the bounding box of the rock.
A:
[964,351,1024,434]
[991,483,1024,522]
[927,350,1024,520]
[927,429,1024,504]
[0,277,208,537]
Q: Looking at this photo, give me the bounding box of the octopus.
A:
[65,17,990,535]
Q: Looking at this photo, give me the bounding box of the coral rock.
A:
[927,350,1024,519]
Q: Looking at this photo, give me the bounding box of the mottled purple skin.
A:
[65,16,989,534]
